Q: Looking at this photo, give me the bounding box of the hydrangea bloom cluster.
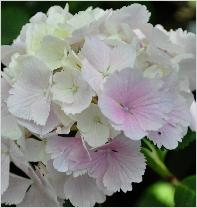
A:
[1,4,196,207]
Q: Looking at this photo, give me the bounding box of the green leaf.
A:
[1,6,29,44]
[137,181,175,207]
[176,128,196,150]
[174,175,196,207]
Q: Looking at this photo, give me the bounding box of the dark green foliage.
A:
[174,175,196,207]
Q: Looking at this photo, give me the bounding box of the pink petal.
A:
[99,68,173,140]
[87,134,146,193]
[46,136,90,173]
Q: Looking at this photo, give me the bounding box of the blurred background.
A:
[1,1,196,207]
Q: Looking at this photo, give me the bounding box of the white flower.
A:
[17,105,60,137]
[169,28,196,90]
[53,104,75,134]
[51,67,94,114]
[102,3,150,44]
[74,103,119,147]
[19,137,51,164]
[2,165,60,206]
[64,174,106,206]
[67,7,105,31]
[46,4,72,26]
[7,56,52,125]
[1,78,23,140]
[25,22,71,55]
[46,161,106,207]
[36,35,68,70]
[135,26,179,78]
[1,139,28,194]
[1,174,32,205]
[67,7,106,45]
[81,37,136,93]
[3,54,30,83]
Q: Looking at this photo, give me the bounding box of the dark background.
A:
[1,1,196,207]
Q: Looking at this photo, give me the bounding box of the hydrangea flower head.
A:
[1,2,196,207]
[99,68,173,140]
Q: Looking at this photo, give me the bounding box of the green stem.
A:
[142,139,180,186]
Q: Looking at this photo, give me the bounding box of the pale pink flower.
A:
[46,135,90,173]
[46,133,146,194]
[86,134,146,193]
[99,68,173,140]
[148,95,192,149]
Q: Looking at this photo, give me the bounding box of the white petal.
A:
[1,104,23,140]
[62,84,93,115]
[109,43,137,72]
[7,56,51,125]
[30,97,51,126]
[1,77,11,101]
[36,35,67,69]
[82,124,109,148]
[82,36,110,71]
[30,12,47,23]
[52,69,77,104]
[64,174,106,206]
[52,68,94,114]
[190,101,196,131]
[82,58,103,93]
[53,104,74,132]
[17,108,60,136]
[149,124,188,150]
[22,138,50,164]
[1,45,25,66]
[148,95,191,149]
[9,141,29,174]
[1,174,32,205]
[76,103,111,147]
[46,161,68,199]
[106,3,150,31]
[1,78,23,140]
[1,150,10,194]
[18,183,59,207]
[178,57,196,91]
